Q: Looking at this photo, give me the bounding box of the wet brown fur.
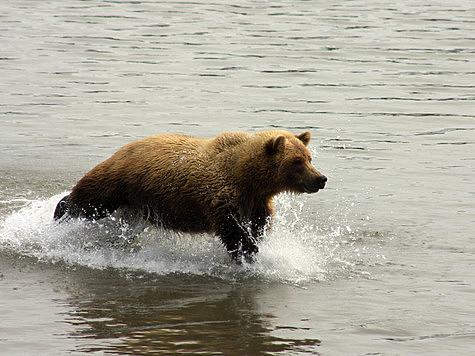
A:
[54,130,326,261]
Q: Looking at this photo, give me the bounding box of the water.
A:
[1,0,474,354]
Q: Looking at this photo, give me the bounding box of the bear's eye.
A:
[292,158,305,166]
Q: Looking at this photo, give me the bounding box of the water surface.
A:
[1,0,474,354]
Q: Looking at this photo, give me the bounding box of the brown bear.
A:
[54,130,327,262]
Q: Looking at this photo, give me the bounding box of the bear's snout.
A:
[302,173,327,193]
[317,175,327,189]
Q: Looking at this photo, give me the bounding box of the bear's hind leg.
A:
[54,194,74,221]
[54,194,118,222]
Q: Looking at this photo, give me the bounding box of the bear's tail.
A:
[54,194,73,221]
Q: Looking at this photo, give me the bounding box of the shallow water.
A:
[1,0,474,354]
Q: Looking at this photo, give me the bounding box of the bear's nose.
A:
[317,175,327,189]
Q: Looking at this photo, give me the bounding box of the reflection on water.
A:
[0,251,323,355]
[66,271,321,355]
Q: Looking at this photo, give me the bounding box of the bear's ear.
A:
[266,135,286,155]
[296,131,311,146]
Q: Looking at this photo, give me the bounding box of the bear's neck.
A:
[225,145,280,217]
[234,177,279,220]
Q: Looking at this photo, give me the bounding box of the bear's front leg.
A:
[217,215,259,264]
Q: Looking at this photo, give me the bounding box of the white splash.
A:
[0,193,369,284]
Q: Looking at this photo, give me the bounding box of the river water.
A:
[1,0,474,354]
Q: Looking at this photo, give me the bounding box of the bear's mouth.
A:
[303,184,320,194]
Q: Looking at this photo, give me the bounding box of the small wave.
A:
[0,193,371,284]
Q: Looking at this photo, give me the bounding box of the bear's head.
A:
[265,131,327,195]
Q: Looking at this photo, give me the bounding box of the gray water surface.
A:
[1,0,474,355]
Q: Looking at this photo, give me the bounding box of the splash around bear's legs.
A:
[54,195,260,264]
[222,237,259,264]
[216,214,260,264]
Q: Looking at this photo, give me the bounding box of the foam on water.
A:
[0,193,370,284]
